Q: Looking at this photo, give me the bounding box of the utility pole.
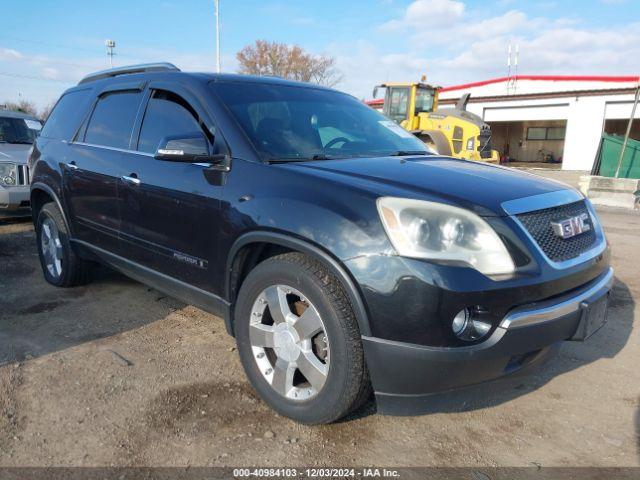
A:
[615,78,640,178]
[507,44,519,95]
[214,0,221,73]
[105,39,116,68]
[513,44,519,94]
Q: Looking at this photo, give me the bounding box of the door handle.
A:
[121,174,141,186]
[66,161,78,170]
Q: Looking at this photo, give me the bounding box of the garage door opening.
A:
[488,120,567,169]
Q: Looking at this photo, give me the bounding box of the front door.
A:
[383,86,411,125]
[117,87,226,295]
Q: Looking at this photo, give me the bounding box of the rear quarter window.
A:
[40,88,92,140]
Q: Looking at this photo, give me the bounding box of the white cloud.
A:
[380,0,465,30]
[0,44,223,109]
[454,10,528,40]
[41,67,60,80]
[2,0,639,109]
[0,48,23,60]
[331,0,640,100]
[329,40,433,99]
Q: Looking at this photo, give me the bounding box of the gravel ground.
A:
[0,169,638,467]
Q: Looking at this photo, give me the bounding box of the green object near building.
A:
[595,134,640,179]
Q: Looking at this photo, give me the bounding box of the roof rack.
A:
[78,62,180,85]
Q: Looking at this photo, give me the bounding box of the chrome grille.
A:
[17,165,30,186]
[516,200,597,263]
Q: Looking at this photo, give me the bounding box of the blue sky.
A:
[2,0,639,110]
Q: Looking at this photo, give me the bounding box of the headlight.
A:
[377,197,515,276]
[466,138,475,150]
[0,163,16,186]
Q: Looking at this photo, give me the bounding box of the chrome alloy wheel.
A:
[40,217,63,279]
[249,284,329,401]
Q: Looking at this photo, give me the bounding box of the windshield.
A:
[0,116,41,144]
[212,82,430,161]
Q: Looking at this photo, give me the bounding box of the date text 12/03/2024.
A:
[232,468,400,477]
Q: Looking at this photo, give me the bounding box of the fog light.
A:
[452,307,492,342]
[452,309,469,335]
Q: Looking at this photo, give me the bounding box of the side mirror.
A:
[154,133,211,163]
[372,86,380,99]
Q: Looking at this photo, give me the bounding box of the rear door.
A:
[65,84,144,252]
[117,84,226,293]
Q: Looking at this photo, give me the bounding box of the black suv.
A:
[30,63,612,424]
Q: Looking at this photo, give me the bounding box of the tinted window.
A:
[40,89,91,140]
[137,91,203,153]
[213,82,429,161]
[85,91,141,149]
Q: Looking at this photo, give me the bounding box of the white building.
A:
[370,75,640,171]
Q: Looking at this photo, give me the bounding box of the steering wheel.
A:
[325,137,351,149]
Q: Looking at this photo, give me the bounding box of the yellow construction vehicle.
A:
[372,81,500,162]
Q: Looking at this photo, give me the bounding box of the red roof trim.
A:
[365,98,384,106]
[439,75,639,92]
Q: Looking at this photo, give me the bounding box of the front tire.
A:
[235,253,370,424]
[36,202,91,287]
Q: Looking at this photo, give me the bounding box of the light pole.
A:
[105,39,116,68]
[214,0,221,73]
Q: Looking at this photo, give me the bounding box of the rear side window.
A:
[40,89,91,140]
[84,91,142,149]
[137,91,203,154]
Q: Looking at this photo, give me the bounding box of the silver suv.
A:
[0,109,42,217]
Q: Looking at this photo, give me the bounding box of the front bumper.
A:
[363,267,613,415]
[0,185,30,215]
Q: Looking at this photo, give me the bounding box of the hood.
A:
[0,144,32,165]
[288,156,572,216]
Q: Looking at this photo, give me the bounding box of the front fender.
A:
[226,230,373,337]
[220,159,395,337]
[221,159,393,261]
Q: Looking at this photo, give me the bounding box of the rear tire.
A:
[235,252,370,424]
[36,202,92,287]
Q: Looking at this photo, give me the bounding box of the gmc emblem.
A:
[551,213,591,239]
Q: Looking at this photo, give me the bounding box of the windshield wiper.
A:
[387,150,432,157]
[309,154,337,161]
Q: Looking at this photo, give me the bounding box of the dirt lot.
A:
[0,170,639,467]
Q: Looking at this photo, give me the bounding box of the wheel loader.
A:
[372,81,500,162]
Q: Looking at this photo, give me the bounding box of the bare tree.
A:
[3,99,38,117]
[39,102,56,122]
[236,40,342,87]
